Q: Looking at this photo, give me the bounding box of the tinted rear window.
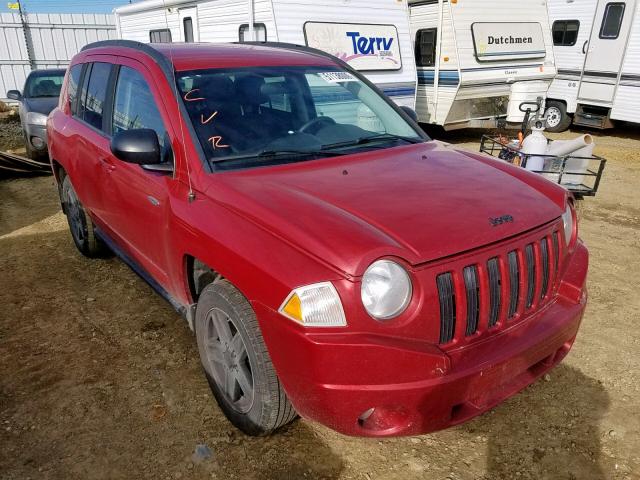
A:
[67,65,82,114]
[78,62,112,131]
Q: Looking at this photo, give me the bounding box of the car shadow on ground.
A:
[463,363,611,480]
[0,177,59,237]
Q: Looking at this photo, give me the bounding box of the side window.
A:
[415,28,437,67]
[79,62,112,131]
[67,64,83,114]
[600,2,625,39]
[239,23,267,42]
[150,28,172,43]
[112,66,167,150]
[552,20,580,46]
[183,17,194,42]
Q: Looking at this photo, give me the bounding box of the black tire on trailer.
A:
[60,174,108,258]
[195,279,297,436]
[545,101,572,133]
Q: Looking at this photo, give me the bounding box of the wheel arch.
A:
[184,254,224,304]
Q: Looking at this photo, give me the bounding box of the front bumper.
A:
[255,243,588,437]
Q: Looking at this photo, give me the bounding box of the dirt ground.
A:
[1,120,639,480]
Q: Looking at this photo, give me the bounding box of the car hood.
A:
[208,141,566,276]
[23,97,58,116]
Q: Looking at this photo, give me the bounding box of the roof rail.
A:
[81,39,175,77]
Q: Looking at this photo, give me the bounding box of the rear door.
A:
[68,59,116,220]
[97,58,175,285]
[579,0,635,103]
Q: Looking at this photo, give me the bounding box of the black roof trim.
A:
[81,39,175,78]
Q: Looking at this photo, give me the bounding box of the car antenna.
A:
[162,0,196,203]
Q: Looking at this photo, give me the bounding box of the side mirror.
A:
[399,105,418,123]
[110,129,162,166]
[7,90,22,101]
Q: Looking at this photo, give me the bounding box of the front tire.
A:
[545,101,572,133]
[195,280,297,435]
[60,175,107,258]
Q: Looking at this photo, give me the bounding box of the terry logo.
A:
[346,31,394,55]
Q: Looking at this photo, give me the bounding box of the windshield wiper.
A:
[209,148,347,165]
[322,133,423,150]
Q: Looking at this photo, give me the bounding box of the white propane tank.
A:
[521,121,547,172]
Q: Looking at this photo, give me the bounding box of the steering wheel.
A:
[298,116,336,134]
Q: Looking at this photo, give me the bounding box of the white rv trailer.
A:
[114,0,417,110]
[409,0,557,130]
[546,0,639,131]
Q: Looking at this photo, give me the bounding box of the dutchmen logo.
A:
[487,35,534,45]
[347,31,394,56]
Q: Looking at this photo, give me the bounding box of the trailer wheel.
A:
[60,175,108,258]
[545,101,572,133]
[195,280,297,435]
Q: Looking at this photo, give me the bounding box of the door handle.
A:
[100,156,116,172]
[582,40,588,54]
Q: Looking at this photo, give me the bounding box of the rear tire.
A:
[60,175,108,258]
[195,280,297,436]
[545,101,572,133]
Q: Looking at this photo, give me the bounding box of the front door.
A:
[579,0,635,103]
[179,7,199,42]
[98,58,175,286]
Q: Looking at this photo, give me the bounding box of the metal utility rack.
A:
[480,135,607,199]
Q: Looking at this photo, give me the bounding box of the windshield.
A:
[24,71,65,98]
[177,66,425,171]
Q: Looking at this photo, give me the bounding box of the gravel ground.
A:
[0,113,23,152]
[0,124,638,480]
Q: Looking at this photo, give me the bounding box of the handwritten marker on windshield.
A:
[184,89,205,102]
[209,136,229,149]
[201,111,219,124]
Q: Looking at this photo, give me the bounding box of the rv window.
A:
[415,28,437,67]
[552,20,580,46]
[78,62,112,132]
[150,28,172,43]
[183,17,194,42]
[600,3,625,39]
[239,23,267,42]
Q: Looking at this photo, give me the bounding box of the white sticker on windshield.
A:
[318,71,358,83]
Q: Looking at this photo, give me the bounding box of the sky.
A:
[0,0,139,14]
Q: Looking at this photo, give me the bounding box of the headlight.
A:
[361,260,412,320]
[561,204,575,246]
[279,282,347,327]
[26,111,47,126]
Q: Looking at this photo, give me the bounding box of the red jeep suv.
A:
[47,40,588,437]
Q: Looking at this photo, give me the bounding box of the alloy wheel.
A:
[204,308,255,414]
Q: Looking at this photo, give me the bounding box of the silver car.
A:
[7,68,65,160]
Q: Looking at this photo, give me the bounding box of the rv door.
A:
[579,0,635,102]
[179,7,199,42]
